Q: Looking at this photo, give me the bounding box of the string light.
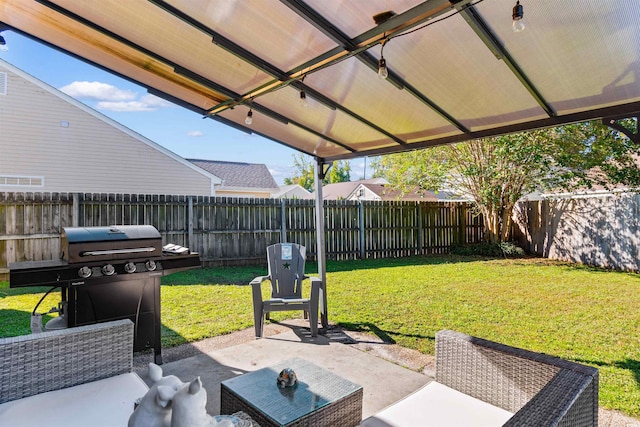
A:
[299,88,308,107]
[245,107,253,125]
[512,1,525,33]
[378,39,389,79]
[0,34,8,52]
[299,75,309,107]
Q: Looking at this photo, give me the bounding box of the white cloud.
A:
[95,101,155,112]
[187,130,204,137]
[139,94,173,108]
[60,81,136,101]
[60,82,174,112]
[268,165,295,185]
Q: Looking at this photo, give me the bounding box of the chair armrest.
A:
[435,330,598,426]
[0,319,134,404]
[249,275,270,286]
[504,368,598,427]
[307,276,322,295]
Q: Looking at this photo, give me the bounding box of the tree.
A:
[372,120,640,243]
[284,153,351,191]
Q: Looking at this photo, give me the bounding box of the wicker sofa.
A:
[0,319,148,426]
[362,330,599,427]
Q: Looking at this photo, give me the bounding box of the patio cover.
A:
[1,0,639,162]
[2,0,640,325]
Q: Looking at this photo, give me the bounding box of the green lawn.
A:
[1,256,639,417]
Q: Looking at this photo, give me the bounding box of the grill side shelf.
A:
[9,260,71,288]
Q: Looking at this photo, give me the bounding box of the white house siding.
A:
[0,62,217,195]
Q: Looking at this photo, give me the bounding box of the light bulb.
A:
[245,110,253,125]
[512,20,525,32]
[299,90,309,108]
[378,58,388,79]
[0,35,8,52]
[512,1,525,33]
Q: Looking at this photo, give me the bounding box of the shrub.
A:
[450,242,525,258]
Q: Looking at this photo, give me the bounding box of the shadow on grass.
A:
[336,321,436,345]
[163,254,640,287]
[572,357,640,387]
[0,283,55,297]
[0,308,56,338]
[163,255,508,286]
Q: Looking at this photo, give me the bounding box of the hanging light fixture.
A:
[512,1,525,33]
[245,99,254,125]
[299,75,309,107]
[299,88,308,107]
[0,34,8,52]
[378,39,389,80]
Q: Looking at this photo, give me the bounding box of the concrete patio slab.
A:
[134,323,431,419]
[133,319,640,426]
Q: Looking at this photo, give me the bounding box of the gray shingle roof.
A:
[187,159,278,189]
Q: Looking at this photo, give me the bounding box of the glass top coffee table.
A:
[220,358,363,427]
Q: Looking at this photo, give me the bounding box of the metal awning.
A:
[2,0,639,163]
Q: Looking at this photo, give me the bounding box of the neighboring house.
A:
[271,184,313,199]
[319,178,438,201]
[319,178,388,200]
[187,159,279,198]
[0,59,221,195]
[347,183,438,202]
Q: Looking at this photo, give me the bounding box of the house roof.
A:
[271,184,313,199]
[357,183,438,202]
[320,178,385,200]
[187,159,279,190]
[1,1,638,163]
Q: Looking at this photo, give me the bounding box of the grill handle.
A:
[80,247,157,256]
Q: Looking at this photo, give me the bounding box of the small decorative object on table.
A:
[276,368,297,388]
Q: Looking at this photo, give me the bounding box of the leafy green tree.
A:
[284,153,315,191]
[284,153,351,191]
[373,120,640,243]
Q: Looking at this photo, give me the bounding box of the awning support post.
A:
[314,158,331,328]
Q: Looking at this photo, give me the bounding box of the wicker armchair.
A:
[0,319,134,404]
[363,330,598,427]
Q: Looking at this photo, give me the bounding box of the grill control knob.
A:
[145,260,157,271]
[101,264,116,276]
[78,266,92,278]
[124,262,137,274]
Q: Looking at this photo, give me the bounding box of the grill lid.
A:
[61,225,163,264]
[63,225,161,243]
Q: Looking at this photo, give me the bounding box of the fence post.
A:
[188,195,194,250]
[281,198,287,243]
[459,203,466,245]
[417,202,423,255]
[73,193,80,227]
[359,201,365,259]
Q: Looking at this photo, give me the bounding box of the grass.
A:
[1,255,639,417]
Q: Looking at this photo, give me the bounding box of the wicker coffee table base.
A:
[221,386,363,427]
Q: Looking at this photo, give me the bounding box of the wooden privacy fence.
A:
[513,193,640,272]
[0,192,483,278]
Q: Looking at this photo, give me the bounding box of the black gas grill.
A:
[9,225,201,364]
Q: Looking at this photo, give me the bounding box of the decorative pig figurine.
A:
[170,377,237,427]
[277,368,297,388]
[128,363,185,427]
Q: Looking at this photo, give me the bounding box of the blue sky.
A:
[0,32,369,184]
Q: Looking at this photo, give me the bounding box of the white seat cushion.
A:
[361,381,514,427]
[0,373,149,427]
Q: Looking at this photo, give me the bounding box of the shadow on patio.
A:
[133,318,432,418]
